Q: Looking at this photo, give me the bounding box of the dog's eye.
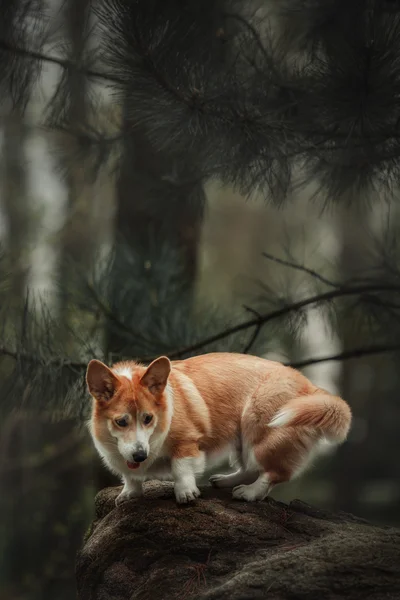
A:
[143,414,153,425]
[115,417,128,428]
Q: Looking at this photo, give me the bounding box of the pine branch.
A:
[0,346,85,372]
[84,281,142,342]
[242,306,263,354]
[1,280,399,376]
[143,281,400,361]
[2,2,400,197]
[262,251,339,288]
[2,341,400,378]
[288,343,400,369]
[0,39,124,85]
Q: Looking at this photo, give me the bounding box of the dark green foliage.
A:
[2,1,400,201]
[1,235,400,419]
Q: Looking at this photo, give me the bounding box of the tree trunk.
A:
[331,204,398,520]
[1,117,30,304]
[106,122,205,357]
[58,0,94,333]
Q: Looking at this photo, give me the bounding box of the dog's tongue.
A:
[127,461,140,470]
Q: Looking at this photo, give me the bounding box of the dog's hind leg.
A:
[209,470,257,489]
[232,472,273,501]
[232,427,318,502]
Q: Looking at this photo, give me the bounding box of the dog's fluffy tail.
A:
[268,393,352,443]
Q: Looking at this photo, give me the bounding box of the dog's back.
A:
[170,352,351,496]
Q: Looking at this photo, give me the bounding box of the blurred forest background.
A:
[1,0,400,598]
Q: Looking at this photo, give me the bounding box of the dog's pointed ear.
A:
[140,356,171,395]
[86,360,121,402]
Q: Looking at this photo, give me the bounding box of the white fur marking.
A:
[172,455,204,503]
[269,408,294,428]
[174,373,212,435]
[113,366,132,380]
[115,477,143,505]
[135,417,154,453]
[242,443,260,473]
[147,383,174,457]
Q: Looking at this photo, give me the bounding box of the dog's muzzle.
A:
[132,449,147,463]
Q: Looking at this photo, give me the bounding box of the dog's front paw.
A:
[174,484,201,504]
[115,488,143,506]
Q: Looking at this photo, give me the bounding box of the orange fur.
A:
[86,352,352,504]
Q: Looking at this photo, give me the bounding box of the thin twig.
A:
[242,306,263,353]
[287,343,400,369]
[262,251,339,288]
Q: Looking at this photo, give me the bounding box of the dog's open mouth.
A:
[126,461,141,470]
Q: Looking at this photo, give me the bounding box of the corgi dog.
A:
[86,352,351,505]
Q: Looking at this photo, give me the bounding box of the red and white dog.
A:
[86,352,351,505]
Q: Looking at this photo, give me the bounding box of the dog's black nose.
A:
[132,450,147,463]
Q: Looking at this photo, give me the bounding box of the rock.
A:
[76,482,400,600]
